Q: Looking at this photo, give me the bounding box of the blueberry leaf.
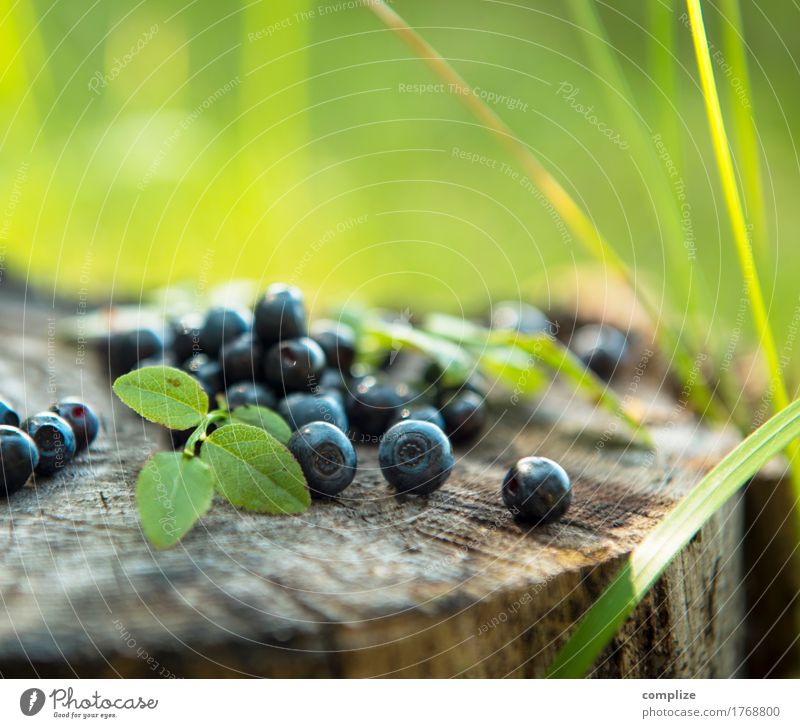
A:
[200,423,309,514]
[229,406,292,444]
[136,452,214,549]
[113,366,209,430]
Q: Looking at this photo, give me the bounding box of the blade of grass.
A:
[685,0,800,498]
[648,0,680,158]
[567,0,709,341]
[548,396,800,678]
[718,0,769,270]
[367,0,725,421]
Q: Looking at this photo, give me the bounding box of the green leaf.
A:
[229,405,292,445]
[361,316,475,387]
[113,366,209,430]
[201,423,309,514]
[547,398,800,678]
[136,452,214,549]
[476,345,547,396]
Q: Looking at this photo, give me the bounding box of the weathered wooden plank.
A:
[0,293,745,677]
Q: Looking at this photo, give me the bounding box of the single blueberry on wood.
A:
[254,283,307,346]
[0,397,20,427]
[378,419,454,495]
[263,337,326,393]
[288,421,357,498]
[278,392,348,432]
[50,398,100,452]
[22,413,77,476]
[502,456,572,524]
[199,307,253,359]
[0,426,39,496]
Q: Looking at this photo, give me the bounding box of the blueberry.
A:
[105,328,165,377]
[263,337,326,393]
[388,404,445,431]
[278,392,348,432]
[502,456,572,524]
[440,390,486,443]
[171,313,203,364]
[225,382,276,410]
[134,354,174,369]
[254,284,307,346]
[0,397,20,427]
[311,320,356,373]
[288,421,357,498]
[316,368,348,395]
[378,420,454,495]
[490,301,552,335]
[50,398,100,452]
[347,376,417,437]
[0,426,39,496]
[184,355,223,401]
[22,412,77,476]
[219,334,263,385]
[570,324,630,380]
[199,307,253,359]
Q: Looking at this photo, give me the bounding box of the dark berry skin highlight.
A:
[50,398,100,452]
[502,456,572,524]
[388,404,445,431]
[347,377,417,437]
[440,390,486,444]
[22,412,77,476]
[254,284,307,347]
[0,397,20,427]
[263,337,326,393]
[310,320,356,374]
[199,307,253,359]
[378,419,454,495]
[0,426,40,496]
[225,382,276,411]
[278,392,348,432]
[288,421,357,498]
[106,328,165,377]
[570,324,630,381]
[171,312,203,365]
[219,334,264,386]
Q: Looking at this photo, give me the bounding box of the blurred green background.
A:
[1,1,799,355]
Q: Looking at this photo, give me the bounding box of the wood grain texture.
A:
[0,294,746,678]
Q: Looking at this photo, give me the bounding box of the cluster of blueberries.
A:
[0,396,100,497]
[100,290,621,523]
